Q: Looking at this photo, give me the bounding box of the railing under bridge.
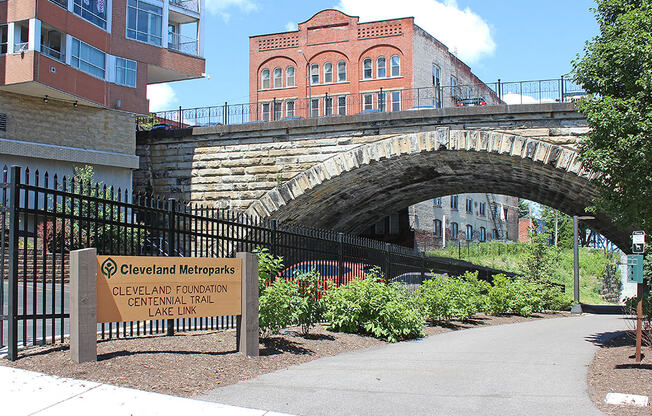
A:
[1,165,512,360]
[137,77,585,130]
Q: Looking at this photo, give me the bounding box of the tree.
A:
[518,198,530,218]
[572,0,652,236]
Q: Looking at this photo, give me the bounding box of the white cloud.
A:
[285,21,298,31]
[337,0,495,64]
[502,93,557,105]
[205,0,259,22]
[147,83,178,112]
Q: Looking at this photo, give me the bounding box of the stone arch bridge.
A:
[135,103,630,250]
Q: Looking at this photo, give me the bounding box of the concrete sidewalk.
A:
[199,315,628,416]
[0,366,293,416]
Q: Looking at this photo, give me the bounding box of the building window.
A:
[337,96,347,115]
[273,100,282,120]
[434,219,442,236]
[363,94,373,111]
[363,58,372,79]
[465,86,472,99]
[73,0,108,30]
[71,38,105,79]
[450,75,459,98]
[261,102,270,121]
[377,56,386,78]
[377,92,386,112]
[466,224,473,240]
[0,25,6,55]
[115,57,137,87]
[325,96,333,116]
[433,197,442,207]
[127,0,162,46]
[466,198,473,213]
[450,195,458,210]
[261,69,270,89]
[479,202,486,216]
[492,228,500,240]
[50,0,68,8]
[324,62,333,83]
[337,60,347,81]
[479,227,486,242]
[503,207,509,221]
[310,63,319,85]
[391,55,400,76]
[40,26,65,62]
[286,100,295,118]
[391,91,401,111]
[310,98,319,117]
[433,64,441,108]
[286,66,295,87]
[450,222,459,240]
[273,67,282,88]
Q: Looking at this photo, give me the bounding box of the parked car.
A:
[456,97,487,107]
[279,260,376,287]
[149,123,176,131]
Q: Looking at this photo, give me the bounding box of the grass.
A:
[427,241,619,305]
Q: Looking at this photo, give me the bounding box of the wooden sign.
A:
[96,256,242,323]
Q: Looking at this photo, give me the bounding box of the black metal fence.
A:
[1,165,510,360]
[136,77,586,130]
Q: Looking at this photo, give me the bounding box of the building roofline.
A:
[298,9,357,25]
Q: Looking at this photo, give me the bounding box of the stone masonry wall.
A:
[0,91,135,155]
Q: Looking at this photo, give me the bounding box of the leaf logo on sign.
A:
[101,258,118,279]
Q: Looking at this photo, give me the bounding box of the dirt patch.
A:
[588,332,652,416]
[1,312,571,398]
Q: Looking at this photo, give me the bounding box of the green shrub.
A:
[485,274,571,317]
[295,269,328,335]
[323,272,424,343]
[253,247,284,294]
[258,278,300,338]
[418,271,489,322]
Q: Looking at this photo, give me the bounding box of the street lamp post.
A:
[298,50,311,117]
[571,215,595,313]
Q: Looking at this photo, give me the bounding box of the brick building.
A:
[249,9,499,120]
[0,0,205,189]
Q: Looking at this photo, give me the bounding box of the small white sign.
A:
[633,231,645,245]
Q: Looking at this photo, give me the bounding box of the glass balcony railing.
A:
[169,0,199,13]
[40,44,65,62]
[168,32,198,56]
[14,42,28,53]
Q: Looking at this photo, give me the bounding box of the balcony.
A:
[40,25,66,63]
[168,32,198,56]
[169,0,200,14]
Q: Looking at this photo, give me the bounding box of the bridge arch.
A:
[245,129,629,250]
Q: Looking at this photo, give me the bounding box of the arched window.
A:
[434,219,442,236]
[286,66,295,87]
[377,56,386,78]
[273,67,282,88]
[391,55,400,76]
[466,225,473,240]
[261,69,270,89]
[310,63,319,85]
[450,222,459,240]
[363,58,372,79]
[337,60,347,81]
[479,227,486,242]
[324,62,333,83]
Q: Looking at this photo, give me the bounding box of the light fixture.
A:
[43,95,49,103]
[73,101,78,108]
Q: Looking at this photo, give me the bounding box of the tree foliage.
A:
[572,0,652,235]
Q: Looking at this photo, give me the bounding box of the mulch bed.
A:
[1,312,571,398]
[588,332,652,416]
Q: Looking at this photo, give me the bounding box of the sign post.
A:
[630,231,646,363]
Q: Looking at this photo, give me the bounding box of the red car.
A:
[279,261,376,288]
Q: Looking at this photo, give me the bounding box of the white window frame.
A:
[115,57,137,87]
[337,60,347,82]
[377,56,386,78]
[362,58,372,79]
[337,95,346,115]
[71,37,106,80]
[323,62,333,83]
[261,102,270,121]
[286,66,295,87]
[390,54,400,77]
[310,98,319,117]
[273,100,282,120]
[324,96,333,116]
[73,0,109,31]
[261,68,270,89]
[273,67,282,88]
[286,100,295,117]
[363,93,373,111]
[310,63,319,85]
[391,91,401,111]
[126,0,162,46]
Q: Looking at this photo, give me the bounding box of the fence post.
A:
[7,165,20,361]
[337,232,344,287]
[458,241,461,259]
[270,219,278,283]
[385,243,391,282]
[178,106,182,128]
[560,75,565,102]
[497,79,501,101]
[166,198,176,336]
[224,101,228,125]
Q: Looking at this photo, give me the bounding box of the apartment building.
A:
[249,9,500,120]
[0,0,205,189]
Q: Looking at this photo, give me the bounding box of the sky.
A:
[147,0,600,112]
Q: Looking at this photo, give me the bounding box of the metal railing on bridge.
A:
[136,77,586,131]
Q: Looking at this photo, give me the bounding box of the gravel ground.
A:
[588,332,652,416]
[2,312,570,398]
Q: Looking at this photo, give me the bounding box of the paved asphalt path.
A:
[199,315,627,416]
